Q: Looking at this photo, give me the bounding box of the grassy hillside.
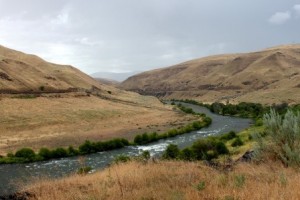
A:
[0,45,194,154]
[0,45,103,93]
[121,44,300,104]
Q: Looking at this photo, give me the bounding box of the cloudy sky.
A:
[0,0,299,74]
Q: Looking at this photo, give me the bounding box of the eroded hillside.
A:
[121,44,300,104]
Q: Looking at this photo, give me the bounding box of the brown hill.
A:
[121,44,300,104]
[0,45,194,154]
[0,45,103,93]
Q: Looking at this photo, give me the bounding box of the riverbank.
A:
[0,95,196,155]
[0,117,211,164]
[23,107,300,200]
[0,103,252,196]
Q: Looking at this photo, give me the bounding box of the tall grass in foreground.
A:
[24,161,300,200]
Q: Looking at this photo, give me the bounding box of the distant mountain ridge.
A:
[121,44,300,104]
[91,71,139,82]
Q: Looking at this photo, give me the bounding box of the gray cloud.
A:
[294,4,300,15]
[269,11,291,25]
[0,0,299,74]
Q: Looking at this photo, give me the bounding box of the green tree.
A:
[15,148,36,161]
[51,148,68,158]
[79,140,95,154]
[134,135,143,145]
[162,144,180,159]
[38,148,52,159]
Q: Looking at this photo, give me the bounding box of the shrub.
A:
[134,135,143,145]
[231,137,244,147]
[38,148,52,159]
[157,133,168,140]
[203,117,212,125]
[192,121,202,129]
[67,146,79,156]
[39,85,45,91]
[220,131,237,141]
[234,174,246,188]
[51,148,68,158]
[114,155,131,163]
[15,148,36,160]
[248,134,253,140]
[77,166,92,174]
[192,139,211,160]
[195,181,206,191]
[177,104,195,114]
[215,141,229,154]
[162,144,180,159]
[179,148,196,161]
[191,137,229,160]
[7,152,14,158]
[148,132,158,142]
[79,140,95,154]
[141,133,150,144]
[255,118,263,126]
[168,129,178,137]
[120,138,130,146]
[255,109,300,167]
[141,150,151,160]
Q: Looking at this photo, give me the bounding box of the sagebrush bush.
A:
[255,109,300,167]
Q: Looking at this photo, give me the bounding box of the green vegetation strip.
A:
[0,105,212,164]
[164,100,300,168]
[173,99,300,126]
[162,131,240,161]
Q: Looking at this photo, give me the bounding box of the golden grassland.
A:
[24,160,300,200]
[0,44,197,155]
[0,94,195,155]
[121,44,300,104]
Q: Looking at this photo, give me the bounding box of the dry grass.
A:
[121,44,300,104]
[25,160,300,200]
[0,94,195,155]
[0,44,196,155]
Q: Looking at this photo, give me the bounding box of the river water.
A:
[0,103,252,195]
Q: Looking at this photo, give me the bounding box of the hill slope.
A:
[0,45,194,154]
[0,45,103,93]
[121,44,300,104]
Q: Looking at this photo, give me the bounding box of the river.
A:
[0,103,252,195]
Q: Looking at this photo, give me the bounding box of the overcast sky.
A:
[0,0,299,74]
